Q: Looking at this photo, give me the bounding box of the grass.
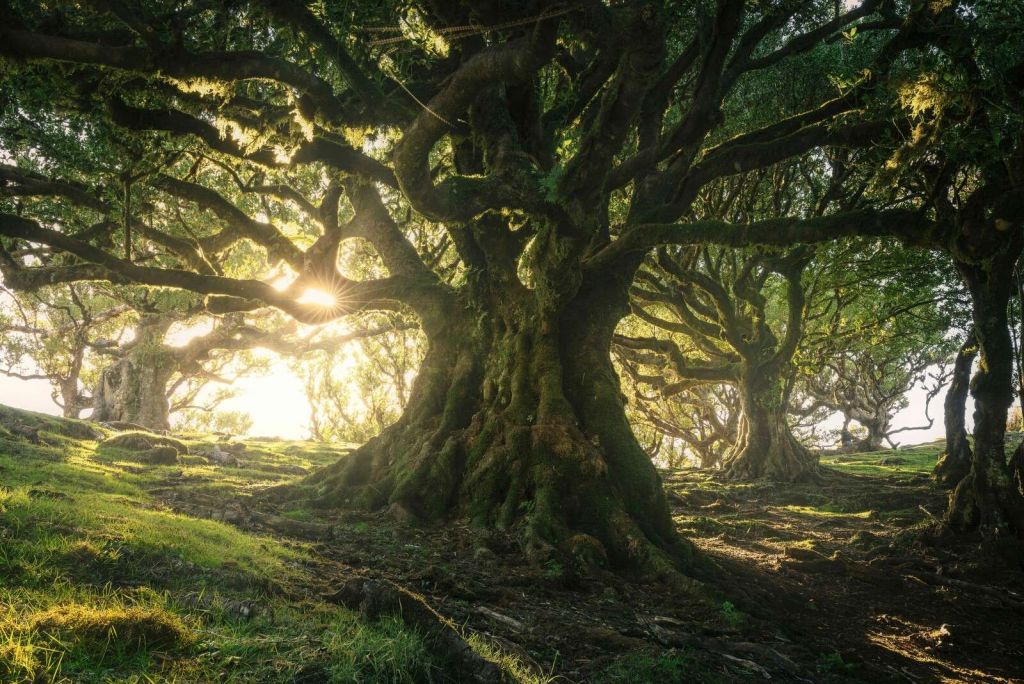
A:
[823,432,1024,479]
[778,504,876,519]
[822,439,945,477]
[0,405,536,682]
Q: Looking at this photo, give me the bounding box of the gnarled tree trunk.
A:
[91,319,175,431]
[935,330,977,487]
[859,414,891,451]
[946,259,1024,534]
[308,276,693,575]
[723,365,818,481]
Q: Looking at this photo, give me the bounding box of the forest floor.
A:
[0,403,1021,683]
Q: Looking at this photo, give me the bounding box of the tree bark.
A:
[946,260,1024,534]
[857,414,890,452]
[91,319,174,431]
[723,365,819,481]
[935,329,977,487]
[307,277,694,575]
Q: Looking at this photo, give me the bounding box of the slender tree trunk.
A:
[840,414,855,449]
[308,278,693,575]
[58,376,84,419]
[91,319,174,431]
[58,337,88,419]
[946,261,1024,533]
[723,365,818,481]
[935,330,977,487]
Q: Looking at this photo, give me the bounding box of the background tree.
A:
[0,283,130,417]
[796,242,962,451]
[300,313,423,444]
[859,2,1024,532]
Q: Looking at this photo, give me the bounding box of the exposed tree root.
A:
[324,577,512,683]
[724,426,820,482]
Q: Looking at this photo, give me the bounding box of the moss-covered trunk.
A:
[935,330,977,487]
[723,366,818,481]
[857,415,890,452]
[91,319,174,431]
[309,280,691,574]
[946,262,1024,534]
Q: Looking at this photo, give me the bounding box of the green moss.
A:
[823,441,944,477]
[99,431,189,455]
[28,604,194,653]
[779,504,875,519]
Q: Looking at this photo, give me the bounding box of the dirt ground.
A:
[158,440,1024,683]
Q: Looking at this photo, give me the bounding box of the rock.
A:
[223,442,247,454]
[784,546,825,562]
[141,446,179,465]
[10,424,40,444]
[208,445,238,466]
[101,431,189,455]
[387,502,417,523]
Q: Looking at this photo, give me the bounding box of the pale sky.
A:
[0,359,964,443]
[0,363,312,438]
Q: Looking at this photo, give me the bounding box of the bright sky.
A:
[0,356,967,444]
[0,362,313,438]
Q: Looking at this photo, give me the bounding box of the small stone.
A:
[473,546,497,562]
[11,424,40,443]
[208,445,238,466]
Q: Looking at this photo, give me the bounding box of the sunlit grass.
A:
[822,440,945,477]
[778,504,875,519]
[0,406,543,682]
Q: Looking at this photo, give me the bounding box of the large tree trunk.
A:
[935,330,977,487]
[723,366,818,481]
[91,320,174,431]
[946,260,1024,534]
[857,414,890,451]
[307,280,693,575]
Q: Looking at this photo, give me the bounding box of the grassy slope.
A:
[0,406,525,683]
[2,402,1021,683]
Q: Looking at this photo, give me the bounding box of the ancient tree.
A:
[620,241,815,480]
[798,280,957,452]
[0,0,956,569]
